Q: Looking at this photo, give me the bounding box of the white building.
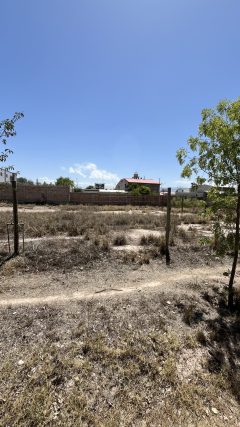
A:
[0,168,12,183]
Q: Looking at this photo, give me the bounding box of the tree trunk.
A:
[228,183,240,309]
[165,187,171,265]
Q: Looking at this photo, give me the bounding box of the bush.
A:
[113,234,127,246]
[140,234,162,246]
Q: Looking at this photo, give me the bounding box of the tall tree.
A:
[176,98,240,309]
[55,176,75,187]
[0,112,24,167]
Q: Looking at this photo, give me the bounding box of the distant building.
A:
[95,183,105,190]
[116,172,160,193]
[0,168,12,183]
[175,183,235,199]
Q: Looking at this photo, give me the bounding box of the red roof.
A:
[125,178,160,185]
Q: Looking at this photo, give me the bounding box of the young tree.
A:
[0,112,24,167]
[176,98,240,309]
[55,176,75,187]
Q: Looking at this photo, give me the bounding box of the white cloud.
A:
[69,166,86,177]
[69,163,119,183]
[38,176,55,184]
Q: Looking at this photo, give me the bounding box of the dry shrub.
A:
[182,214,208,225]
[177,227,191,242]
[139,254,150,264]
[140,234,162,246]
[196,330,207,346]
[182,304,195,325]
[182,304,203,326]
[113,234,127,246]
[1,256,27,276]
[122,251,137,263]
[139,234,167,258]
[100,238,110,251]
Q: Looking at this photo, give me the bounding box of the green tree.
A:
[129,184,152,195]
[0,112,24,167]
[176,98,240,309]
[18,177,34,185]
[55,177,75,187]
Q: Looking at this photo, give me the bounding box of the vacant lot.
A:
[0,204,239,426]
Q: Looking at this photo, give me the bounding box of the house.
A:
[175,183,235,199]
[115,172,160,193]
[0,168,12,183]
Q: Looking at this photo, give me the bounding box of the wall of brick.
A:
[70,192,166,206]
[0,184,70,204]
[0,184,167,206]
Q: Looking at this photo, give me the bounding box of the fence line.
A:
[0,184,167,206]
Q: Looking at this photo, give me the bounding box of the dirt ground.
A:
[0,204,240,426]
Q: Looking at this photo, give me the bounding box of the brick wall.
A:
[0,184,70,204]
[0,184,167,206]
[70,192,166,206]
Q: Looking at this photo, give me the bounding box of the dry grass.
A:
[0,240,110,275]
[0,288,239,426]
[0,209,168,239]
[181,213,208,225]
[0,204,238,425]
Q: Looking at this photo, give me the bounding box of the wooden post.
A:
[165,187,171,265]
[11,173,19,255]
[181,196,184,214]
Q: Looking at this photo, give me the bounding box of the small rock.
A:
[18,360,24,366]
[211,407,219,415]
[166,301,171,305]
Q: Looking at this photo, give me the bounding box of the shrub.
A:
[140,234,162,246]
[196,330,207,346]
[113,234,127,246]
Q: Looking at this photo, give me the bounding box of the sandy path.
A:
[0,265,229,307]
[0,235,84,244]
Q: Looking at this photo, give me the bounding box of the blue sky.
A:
[1,0,239,188]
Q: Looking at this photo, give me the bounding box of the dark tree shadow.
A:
[204,290,240,402]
